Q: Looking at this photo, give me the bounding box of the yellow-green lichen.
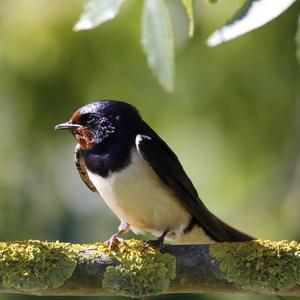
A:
[209,239,300,292]
[0,239,176,296]
[102,239,176,297]
[0,240,78,289]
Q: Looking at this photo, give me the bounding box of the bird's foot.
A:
[107,234,124,251]
[143,229,169,250]
[143,238,164,250]
[106,222,130,250]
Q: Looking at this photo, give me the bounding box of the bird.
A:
[55,100,253,249]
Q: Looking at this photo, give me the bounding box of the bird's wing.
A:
[136,133,250,242]
[74,145,98,193]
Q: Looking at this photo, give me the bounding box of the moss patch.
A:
[209,239,300,292]
[102,239,176,297]
[0,240,78,289]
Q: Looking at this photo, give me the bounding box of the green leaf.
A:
[207,0,296,47]
[181,0,194,38]
[141,0,174,92]
[74,0,125,31]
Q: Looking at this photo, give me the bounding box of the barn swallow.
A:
[55,100,253,249]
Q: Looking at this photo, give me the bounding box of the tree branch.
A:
[0,239,299,297]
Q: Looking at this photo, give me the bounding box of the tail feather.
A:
[216,217,254,242]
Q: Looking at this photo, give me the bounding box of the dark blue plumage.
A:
[76,101,141,177]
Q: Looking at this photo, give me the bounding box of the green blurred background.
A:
[0,0,299,299]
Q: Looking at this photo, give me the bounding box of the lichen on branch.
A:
[0,239,299,297]
[0,239,176,297]
[0,240,78,289]
[102,240,176,297]
[209,239,300,292]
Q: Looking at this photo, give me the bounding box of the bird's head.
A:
[55,100,141,150]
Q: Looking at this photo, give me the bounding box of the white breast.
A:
[86,148,215,244]
[86,148,191,237]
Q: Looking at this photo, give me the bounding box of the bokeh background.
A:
[0,0,299,299]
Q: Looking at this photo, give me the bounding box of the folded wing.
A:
[135,131,252,242]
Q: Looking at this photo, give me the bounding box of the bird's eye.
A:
[86,117,95,124]
[80,114,96,125]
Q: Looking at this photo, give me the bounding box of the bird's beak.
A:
[55,121,83,131]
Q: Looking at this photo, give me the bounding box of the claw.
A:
[143,239,164,250]
[107,235,124,250]
[106,222,130,250]
[143,229,169,250]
